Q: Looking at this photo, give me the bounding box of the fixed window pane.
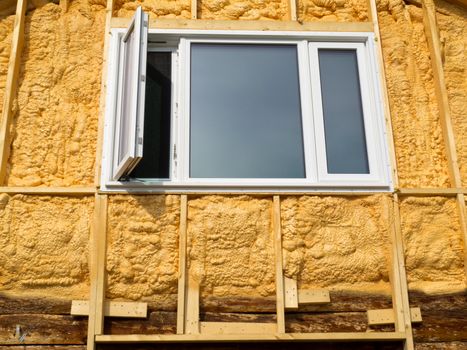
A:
[131,51,172,178]
[318,49,369,174]
[190,44,305,179]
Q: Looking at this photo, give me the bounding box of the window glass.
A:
[131,51,172,178]
[318,49,369,174]
[190,44,305,179]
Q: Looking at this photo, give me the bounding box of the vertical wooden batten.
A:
[421,0,467,280]
[191,0,197,19]
[60,0,69,12]
[0,0,27,184]
[273,195,286,333]
[87,194,109,350]
[177,195,188,334]
[289,0,298,21]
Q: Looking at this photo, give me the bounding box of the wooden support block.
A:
[177,194,188,334]
[367,308,422,326]
[200,322,277,335]
[71,300,147,318]
[298,289,330,304]
[185,276,200,334]
[284,277,298,309]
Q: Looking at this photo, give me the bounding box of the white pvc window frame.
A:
[102,28,392,192]
[112,7,148,180]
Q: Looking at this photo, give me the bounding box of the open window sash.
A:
[112,7,148,180]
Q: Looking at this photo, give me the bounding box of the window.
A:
[101,8,391,191]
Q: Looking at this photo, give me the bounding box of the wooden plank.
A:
[392,194,415,350]
[415,343,467,350]
[397,188,462,196]
[368,0,399,188]
[0,314,87,345]
[273,195,285,333]
[284,277,298,309]
[298,289,330,304]
[95,332,406,342]
[191,0,197,19]
[0,186,96,195]
[185,276,200,334]
[87,194,108,350]
[111,17,374,32]
[457,194,467,279]
[0,0,27,184]
[289,0,297,21]
[177,194,188,334]
[94,0,115,186]
[60,0,68,12]
[367,308,422,326]
[71,300,147,318]
[200,322,276,335]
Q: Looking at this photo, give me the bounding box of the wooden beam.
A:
[289,0,297,21]
[111,17,374,32]
[177,194,188,334]
[457,194,467,279]
[397,188,463,196]
[191,0,197,19]
[185,276,200,334]
[367,308,422,326]
[87,194,108,350]
[71,300,147,318]
[284,277,298,309]
[298,289,331,304]
[94,0,115,186]
[0,186,96,195]
[200,322,276,335]
[273,195,285,333]
[391,194,415,350]
[59,0,68,12]
[95,332,407,343]
[0,0,27,185]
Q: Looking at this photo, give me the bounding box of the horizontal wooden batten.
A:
[200,322,277,335]
[396,188,466,196]
[71,300,147,318]
[0,187,96,195]
[95,332,406,343]
[367,308,422,326]
[298,290,331,305]
[110,18,374,32]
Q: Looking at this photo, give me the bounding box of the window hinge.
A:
[173,145,177,160]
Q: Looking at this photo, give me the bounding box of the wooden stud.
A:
[111,17,373,32]
[185,275,200,334]
[94,0,115,186]
[71,300,147,318]
[289,0,298,21]
[284,277,298,309]
[0,186,96,195]
[273,195,286,333]
[368,0,399,189]
[87,194,108,350]
[367,307,422,326]
[298,289,330,304]
[0,0,27,185]
[60,0,69,12]
[392,194,415,350]
[200,322,277,335]
[177,195,188,334]
[421,0,467,281]
[95,332,407,343]
[191,0,197,19]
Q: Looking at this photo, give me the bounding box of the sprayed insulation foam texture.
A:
[106,195,180,302]
[281,195,392,293]
[188,196,276,297]
[435,0,467,187]
[400,196,465,293]
[298,0,368,22]
[0,15,14,119]
[5,1,106,187]
[378,1,451,188]
[0,194,93,298]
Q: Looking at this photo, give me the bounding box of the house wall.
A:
[0,0,465,348]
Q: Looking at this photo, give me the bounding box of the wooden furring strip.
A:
[273,195,286,333]
[177,194,188,334]
[71,300,147,318]
[0,0,27,184]
[87,194,108,350]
